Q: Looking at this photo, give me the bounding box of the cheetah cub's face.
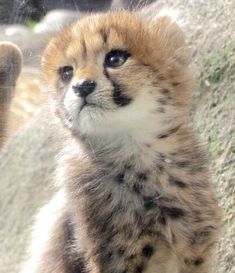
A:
[42,12,193,140]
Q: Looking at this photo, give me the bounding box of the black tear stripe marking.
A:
[157,125,181,139]
[112,81,133,106]
[103,68,132,107]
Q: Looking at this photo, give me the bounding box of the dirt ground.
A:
[0,0,234,272]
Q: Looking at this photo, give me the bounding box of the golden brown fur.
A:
[21,11,221,273]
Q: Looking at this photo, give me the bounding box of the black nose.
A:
[72,79,96,98]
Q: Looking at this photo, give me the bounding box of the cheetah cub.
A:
[22,11,221,273]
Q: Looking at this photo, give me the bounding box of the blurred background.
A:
[0,1,234,273]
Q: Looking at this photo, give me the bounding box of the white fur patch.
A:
[20,190,66,273]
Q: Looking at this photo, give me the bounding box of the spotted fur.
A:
[21,11,221,273]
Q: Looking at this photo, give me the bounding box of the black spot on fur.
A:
[117,247,126,256]
[124,163,132,170]
[143,196,156,210]
[116,173,125,184]
[160,88,171,95]
[172,82,180,86]
[184,257,204,266]
[194,258,204,266]
[157,98,168,105]
[161,207,185,218]
[157,165,164,172]
[135,264,144,273]
[158,215,166,225]
[133,183,143,193]
[127,254,135,260]
[175,161,189,168]
[106,192,113,201]
[69,255,87,273]
[104,251,113,260]
[169,176,187,188]
[137,172,148,181]
[142,245,154,257]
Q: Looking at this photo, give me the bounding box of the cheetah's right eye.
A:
[58,66,73,83]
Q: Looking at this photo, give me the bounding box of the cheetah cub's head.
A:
[42,11,193,143]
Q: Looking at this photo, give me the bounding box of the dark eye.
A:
[59,66,73,83]
[105,50,130,68]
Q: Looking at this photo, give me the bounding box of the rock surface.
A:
[0,1,234,273]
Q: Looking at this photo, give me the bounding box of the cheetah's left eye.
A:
[104,50,130,68]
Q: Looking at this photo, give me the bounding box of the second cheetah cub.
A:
[22,11,221,273]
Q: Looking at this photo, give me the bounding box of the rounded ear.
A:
[151,15,185,50]
[139,10,188,63]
